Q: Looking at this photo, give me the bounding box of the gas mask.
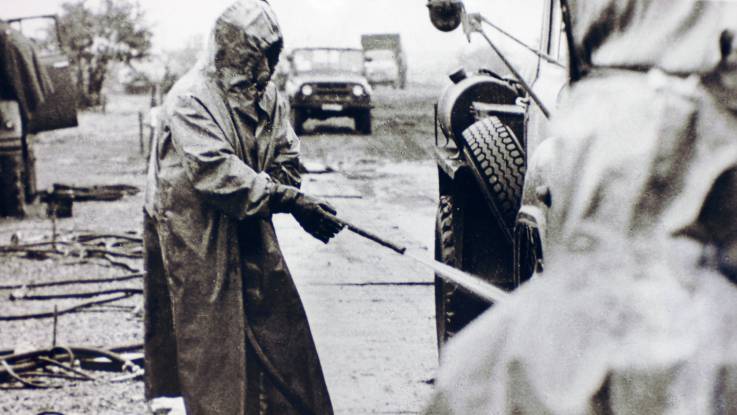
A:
[213,19,282,111]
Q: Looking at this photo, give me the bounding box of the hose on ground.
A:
[0,293,134,321]
[0,273,143,291]
[10,288,142,301]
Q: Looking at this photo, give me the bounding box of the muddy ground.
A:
[0,86,443,414]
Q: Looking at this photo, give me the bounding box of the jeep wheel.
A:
[434,194,497,352]
[290,108,305,135]
[461,116,525,237]
[355,110,372,135]
[0,152,26,217]
[435,195,457,350]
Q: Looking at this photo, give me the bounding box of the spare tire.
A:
[460,116,525,238]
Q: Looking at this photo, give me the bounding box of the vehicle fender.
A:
[437,73,519,145]
[516,135,558,281]
[434,146,469,183]
[519,136,560,250]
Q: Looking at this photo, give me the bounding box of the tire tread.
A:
[461,117,525,230]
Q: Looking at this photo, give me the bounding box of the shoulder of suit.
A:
[163,71,217,115]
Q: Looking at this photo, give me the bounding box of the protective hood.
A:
[570,0,737,74]
[198,0,283,120]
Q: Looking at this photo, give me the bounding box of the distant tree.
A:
[58,0,152,107]
[160,34,204,93]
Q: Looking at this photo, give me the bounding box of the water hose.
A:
[330,213,509,304]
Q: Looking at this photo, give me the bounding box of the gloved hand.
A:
[291,193,345,244]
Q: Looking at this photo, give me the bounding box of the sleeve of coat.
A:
[266,89,302,188]
[169,93,282,220]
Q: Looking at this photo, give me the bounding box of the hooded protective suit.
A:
[143,1,338,414]
[426,1,737,414]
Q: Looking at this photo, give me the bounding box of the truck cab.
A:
[361,33,407,89]
[364,49,401,89]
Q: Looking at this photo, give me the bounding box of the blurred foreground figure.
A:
[427,0,737,413]
[143,1,341,413]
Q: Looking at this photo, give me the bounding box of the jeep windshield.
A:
[292,49,364,75]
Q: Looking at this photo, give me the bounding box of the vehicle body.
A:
[361,34,407,89]
[429,0,569,346]
[285,47,373,135]
[0,14,78,217]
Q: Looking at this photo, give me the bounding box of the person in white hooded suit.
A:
[426,1,737,413]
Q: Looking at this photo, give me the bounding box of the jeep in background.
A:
[361,34,407,89]
[285,47,373,135]
[426,0,569,348]
[0,15,78,217]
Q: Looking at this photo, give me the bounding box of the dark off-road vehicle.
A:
[285,47,373,135]
[426,0,571,347]
[0,15,78,217]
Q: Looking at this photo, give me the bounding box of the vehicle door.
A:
[527,0,568,156]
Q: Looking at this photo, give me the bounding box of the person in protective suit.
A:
[143,1,342,413]
[425,0,737,414]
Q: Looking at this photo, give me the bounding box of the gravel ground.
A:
[0,86,442,414]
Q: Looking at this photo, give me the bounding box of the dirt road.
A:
[0,86,442,414]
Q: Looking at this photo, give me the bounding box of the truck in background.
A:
[361,34,407,89]
[0,15,78,217]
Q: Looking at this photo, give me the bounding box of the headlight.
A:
[352,85,364,96]
[301,85,313,96]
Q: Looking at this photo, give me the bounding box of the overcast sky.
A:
[3,0,544,83]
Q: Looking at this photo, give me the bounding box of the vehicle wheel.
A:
[434,195,457,351]
[0,152,26,217]
[461,116,525,235]
[290,108,305,135]
[355,110,372,135]
[434,193,500,352]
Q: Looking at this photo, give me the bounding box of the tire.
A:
[0,152,26,217]
[434,194,498,352]
[461,116,525,234]
[434,195,457,351]
[355,110,372,135]
[290,108,304,135]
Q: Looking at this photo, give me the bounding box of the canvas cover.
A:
[0,21,53,120]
